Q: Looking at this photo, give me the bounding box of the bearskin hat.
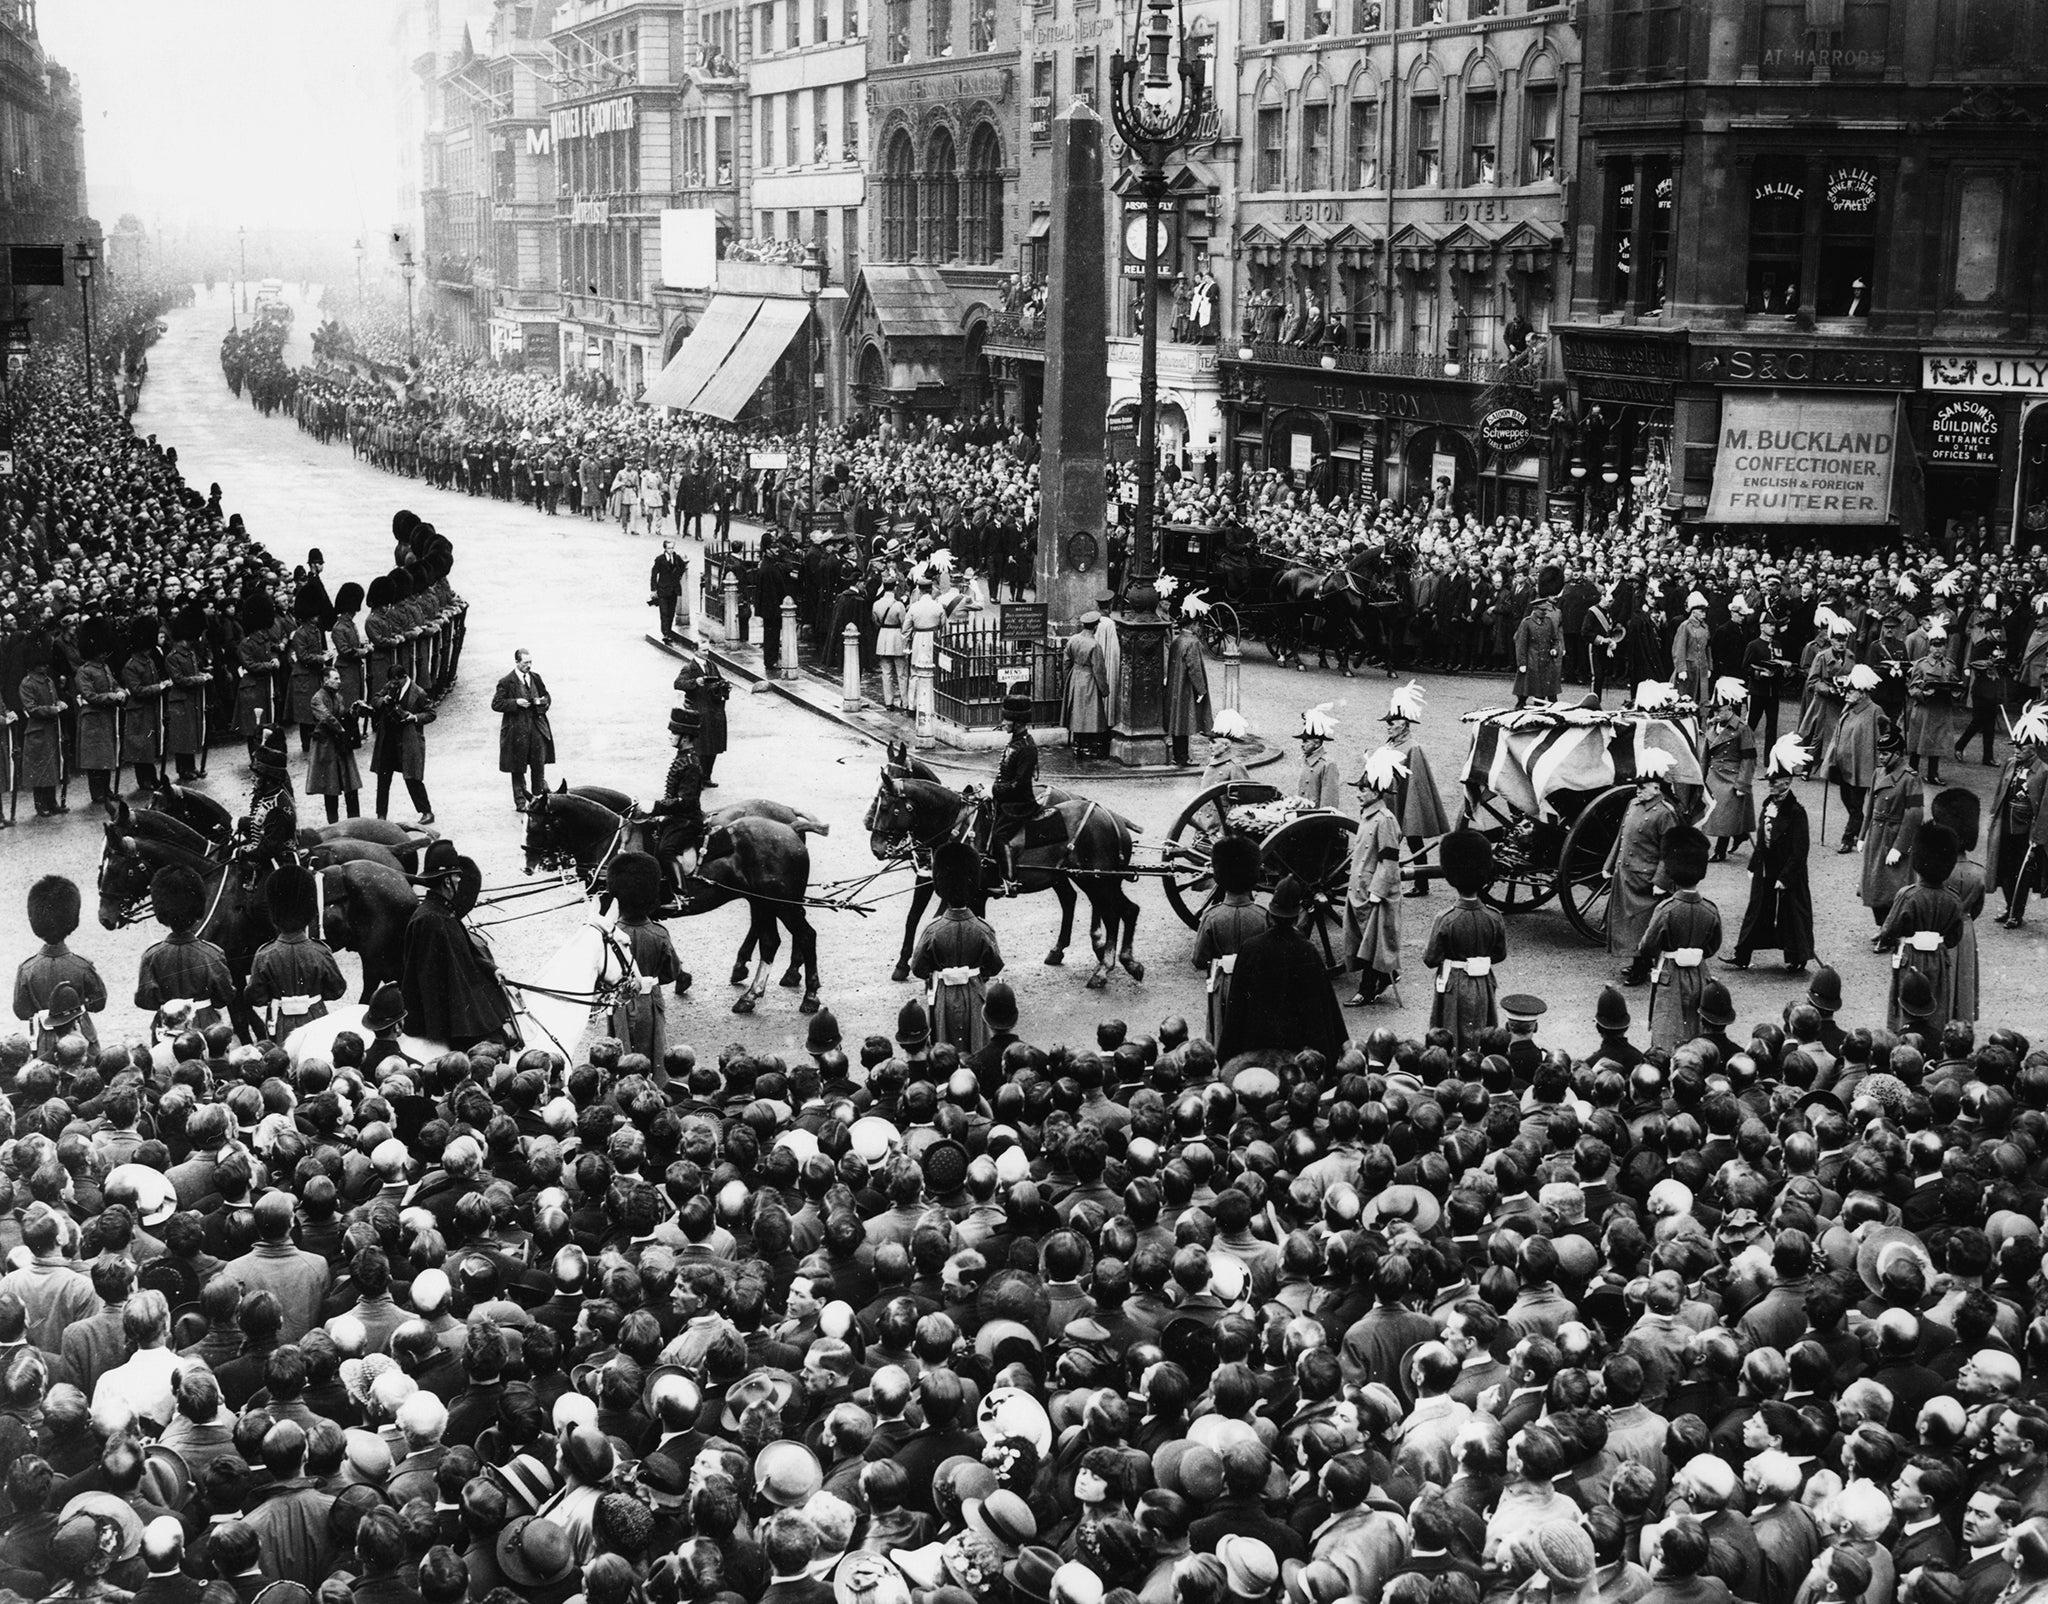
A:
[933,840,980,907]
[392,509,421,541]
[1440,828,1495,895]
[292,586,323,624]
[1662,825,1710,889]
[1932,787,1981,854]
[240,590,275,632]
[77,617,113,661]
[333,582,365,616]
[129,615,161,655]
[1209,833,1261,896]
[423,547,454,583]
[264,864,320,932]
[668,705,701,736]
[20,631,51,670]
[387,569,415,604]
[607,851,664,918]
[173,603,208,644]
[366,576,392,611]
[1001,691,1033,724]
[27,875,81,943]
[151,865,208,931]
[1537,564,1566,600]
[1911,822,1960,887]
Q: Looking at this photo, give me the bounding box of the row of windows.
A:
[557,129,641,198]
[877,126,1006,264]
[1604,0,2014,85]
[756,86,863,171]
[1260,0,1560,45]
[564,224,645,303]
[884,0,1002,62]
[750,0,864,56]
[1255,73,1559,192]
[752,206,865,286]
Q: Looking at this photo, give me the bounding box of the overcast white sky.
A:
[39,0,406,242]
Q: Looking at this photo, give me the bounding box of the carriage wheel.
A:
[1559,784,1634,944]
[1464,793,1560,914]
[1260,811,1359,976]
[1194,602,1241,656]
[1163,780,1283,928]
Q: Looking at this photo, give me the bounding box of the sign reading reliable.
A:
[1704,395,1901,524]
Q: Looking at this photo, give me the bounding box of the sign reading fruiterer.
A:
[1928,399,2000,468]
[1704,394,1900,524]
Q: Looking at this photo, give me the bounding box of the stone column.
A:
[1034,100,1110,634]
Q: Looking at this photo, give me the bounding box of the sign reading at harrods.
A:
[868,68,1011,108]
[1558,331,1686,383]
[1928,398,2000,467]
[1690,345,1915,388]
[1255,367,1473,426]
[1480,408,1533,454]
[1924,353,2048,394]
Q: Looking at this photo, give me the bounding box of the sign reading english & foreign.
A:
[1924,353,2048,394]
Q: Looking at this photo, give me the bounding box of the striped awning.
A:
[640,295,761,410]
[688,297,811,422]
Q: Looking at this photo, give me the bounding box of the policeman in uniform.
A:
[989,691,1037,894]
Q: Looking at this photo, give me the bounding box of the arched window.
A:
[925,128,959,262]
[964,124,1005,264]
[1522,56,1559,182]
[882,129,918,261]
[1463,62,1499,186]
[1301,78,1332,190]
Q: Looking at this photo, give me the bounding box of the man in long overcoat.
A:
[1513,566,1565,707]
[1063,611,1109,759]
[1730,736,1816,972]
[1164,613,1210,767]
[492,648,555,809]
[1611,755,1679,979]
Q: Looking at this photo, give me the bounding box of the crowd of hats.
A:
[4,944,2048,1604]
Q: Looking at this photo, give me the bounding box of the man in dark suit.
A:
[649,542,689,640]
[491,648,554,809]
[1891,1458,1960,1580]
[1958,1487,2019,1604]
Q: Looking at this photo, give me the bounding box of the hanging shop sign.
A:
[1928,398,2000,467]
[1924,352,2048,393]
[1480,407,1532,454]
[1704,394,1900,524]
[550,95,637,143]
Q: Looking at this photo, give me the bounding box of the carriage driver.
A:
[233,726,299,888]
[647,704,707,894]
[989,690,1038,895]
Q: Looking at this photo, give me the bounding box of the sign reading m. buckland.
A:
[1704,395,1899,524]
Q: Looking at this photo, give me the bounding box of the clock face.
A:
[1124,215,1168,262]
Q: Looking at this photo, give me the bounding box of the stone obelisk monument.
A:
[1034,100,1109,632]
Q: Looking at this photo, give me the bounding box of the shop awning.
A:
[1704,394,1905,525]
[1027,214,1053,240]
[688,297,811,422]
[640,295,760,409]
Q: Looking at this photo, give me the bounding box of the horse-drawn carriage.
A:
[1159,782,1359,972]
[1164,527,1403,675]
[1455,701,1704,943]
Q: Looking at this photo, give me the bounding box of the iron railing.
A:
[933,625,1060,729]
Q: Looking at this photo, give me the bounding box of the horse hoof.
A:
[1085,971,1109,990]
[1344,670,1355,679]
[779,973,802,990]
[731,995,757,1015]
[800,992,821,1015]
[1122,957,1147,983]
[1044,949,1065,966]
[890,963,911,983]
[729,965,748,986]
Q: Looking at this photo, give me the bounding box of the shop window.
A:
[1349,92,1380,187]
[964,124,1004,264]
[1817,162,1877,317]
[1266,0,1287,43]
[925,128,959,261]
[1303,100,1332,189]
[887,0,910,57]
[1746,156,1805,314]
[1465,83,1498,185]
[1603,156,1674,313]
[1411,83,1442,187]
[1604,166,1635,309]
[1611,0,1683,82]
[1258,105,1284,190]
[1031,56,1056,142]
[929,0,953,55]
[1953,173,2005,303]
[1523,70,1559,181]
[881,129,918,260]
[1759,0,1813,77]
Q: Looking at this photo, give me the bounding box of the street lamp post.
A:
[800,240,825,539]
[72,239,95,399]
[238,226,247,315]
[1107,0,1204,764]
[355,238,366,307]
[400,251,417,358]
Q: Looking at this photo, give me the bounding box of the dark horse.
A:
[97,828,418,1039]
[142,783,439,872]
[1275,564,1382,675]
[522,789,823,1015]
[864,767,1144,990]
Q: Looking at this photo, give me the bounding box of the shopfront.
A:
[1919,350,2045,548]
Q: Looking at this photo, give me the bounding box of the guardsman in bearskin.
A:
[119,615,170,796]
[989,690,1038,895]
[287,585,333,754]
[164,604,211,783]
[604,850,688,1061]
[14,875,107,1051]
[1878,821,1964,1037]
[1423,828,1508,1053]
[1194,832,1266,1046]
[235,727,299,886]
[247,863,346,1042]
[911,841,1004,1053]
[1636,824,1721,1055]
[1933,787,1985,1023]
[73,618,126,806]
[16,631,67,817]
[135,864,238,1036]
[648,705,707,896]
[235,590,282,740]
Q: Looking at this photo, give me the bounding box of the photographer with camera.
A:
[368,665,437,825]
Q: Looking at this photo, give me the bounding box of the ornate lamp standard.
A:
[72,239,95,399]
[400,250,417,357]
[355,238,366,307]
[1107,0,1204,764]
[800,239,825,536]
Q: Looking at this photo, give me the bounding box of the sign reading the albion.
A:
[1704,395,1899,523]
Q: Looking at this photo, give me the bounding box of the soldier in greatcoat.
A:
[1859,713,1923,932]
[72,617,125,806]
[120,615,169,795]
[1422,829,1507,1053]
[1610,748,1680,980]
[1635,825,1720,1054]
[17,632,68,817]
[1343,746,1407,1008]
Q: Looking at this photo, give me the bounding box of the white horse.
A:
[285,911,638,1067]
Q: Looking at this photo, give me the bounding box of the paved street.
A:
[14,281,2041,1057]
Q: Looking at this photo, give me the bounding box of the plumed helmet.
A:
[1876,713,1904,753]
[1767,735,1813,778]
[151,865,208,930]
[1662,825,1710,889]
[1439,828,1494,895]
[1911,822,1960,886]
[27,875,82,943]
[334,582,365,615]
[933,841,980,907]
[1209,833,1261,896]
[264,864,320,932]
[250,725,291,778]
[1931,787,1981,853]
[606,851,664,918]
[78,616,113,660]
[1537,563,1565,600]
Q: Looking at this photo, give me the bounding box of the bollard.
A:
[723,567,741,644]
[841,623,863,711]
[780,598,799,682]
[1222,636,1243,714]
[676,557,694,638]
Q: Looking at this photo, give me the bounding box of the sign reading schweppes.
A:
[1480,408,1532,454]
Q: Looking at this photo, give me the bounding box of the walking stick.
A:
[55,717,67,812]
[6,720,17,824]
